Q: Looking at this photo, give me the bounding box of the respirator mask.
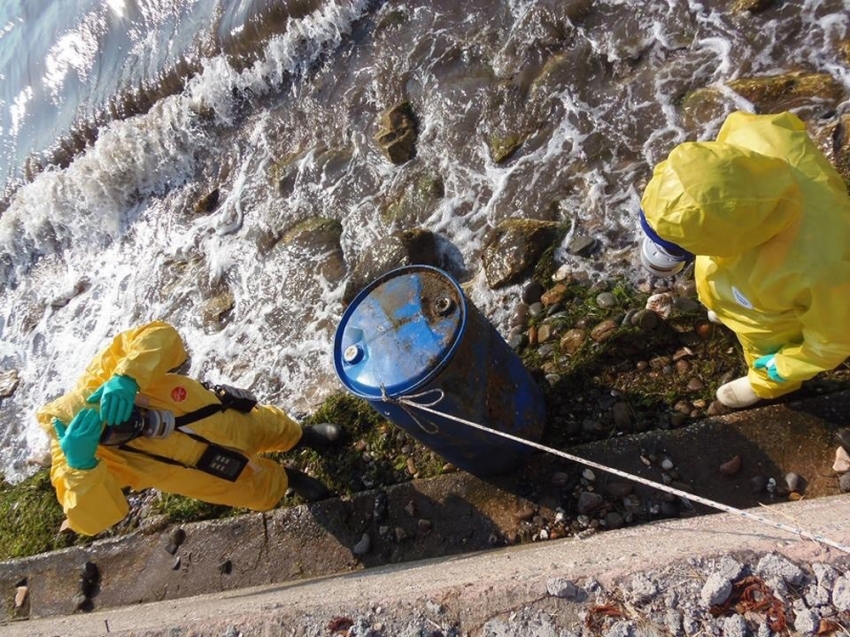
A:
[639,209,694,278]
[100,407,176,446]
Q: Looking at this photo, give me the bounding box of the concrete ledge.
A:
[4,494,850,637]
[3,390,850,631]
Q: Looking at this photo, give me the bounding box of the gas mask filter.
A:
[638,209,693,278]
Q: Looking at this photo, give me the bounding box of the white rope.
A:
[386,394,850,555]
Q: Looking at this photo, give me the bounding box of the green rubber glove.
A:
[754,354,786,383]
[53,409,102,470]
[87,374,139,425]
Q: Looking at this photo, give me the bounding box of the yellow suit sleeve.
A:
[48,438,129,536]
[773,280,850,383]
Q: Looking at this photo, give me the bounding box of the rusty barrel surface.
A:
[333,265,546,476]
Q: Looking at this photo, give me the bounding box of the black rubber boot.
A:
[285,468,330,501]
[294,423,343,451]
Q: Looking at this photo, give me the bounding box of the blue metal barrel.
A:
[333,265,546,476]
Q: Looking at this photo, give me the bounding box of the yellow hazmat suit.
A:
[641,111,850,399]
[37,321,303,536]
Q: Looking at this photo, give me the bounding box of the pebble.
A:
[595,292,617,308]
[700,572,732,606]
[833,576,850,611]
[631,308,659,330]
[559,328,587,355]
[785,472,802,492]
[14,585,28,611]
[756,553,805,586]
[581,468,596,482]
[521,281,544,304]
[577,491,604,515]
[694,320,713,339]
[546,577,583,600]
[590,319,618,342]
[353,533,371,556]
[686,378,704,391]
[645,293,673,318]
[833,446,850,473]
[551,264,571,282]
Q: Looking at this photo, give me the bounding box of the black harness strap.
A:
[174,403,226,428]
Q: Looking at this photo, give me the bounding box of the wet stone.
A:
[595,292,617,309]
[510,303,529,328]
[522,281,544,304]
[590,319,618,342]
[540,284,568,307]
[528,302,545,318]
[537,323,556,343]
[0,369,20,398]
[559,328,587,355]
[686,378,704,391]
[839,472,850,493]
[605,512,624,529]
[631,309,659,330]
[508,333,527,350]
[566,235,597,257]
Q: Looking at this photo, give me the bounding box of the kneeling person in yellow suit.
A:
[37,321,342,537]
[639,111,850,408]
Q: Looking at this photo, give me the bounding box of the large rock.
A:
[814,113,850,189]
[381,173,445,226]
[730,0,777,13]
[272,146,353,198]
[342,228,440,305]
[199,289,234,334]
[481,219,559,289]
[280,216,346,283]
[682,71,845,129]
[375,102,418,165]
[0,369,19,398]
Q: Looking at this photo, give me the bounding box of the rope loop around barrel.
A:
[379,386,445,434]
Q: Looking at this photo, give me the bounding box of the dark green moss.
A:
[0,470,72,560]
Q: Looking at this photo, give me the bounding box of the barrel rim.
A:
[333,264,467,399]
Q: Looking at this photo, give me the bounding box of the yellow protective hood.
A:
[640,111,850,399]
[641,141,802,257]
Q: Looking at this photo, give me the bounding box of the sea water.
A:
[0,0,848,482]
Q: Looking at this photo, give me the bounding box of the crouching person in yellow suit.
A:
[37,320,343,536]
[639,111,850,409]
